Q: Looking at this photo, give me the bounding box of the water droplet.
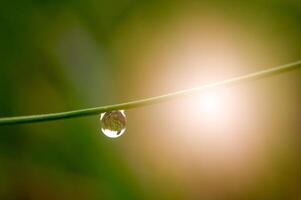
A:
[100,110,126,138]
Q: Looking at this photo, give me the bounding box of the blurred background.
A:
[0,0,301,199]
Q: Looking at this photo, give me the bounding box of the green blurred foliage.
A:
[0,0,301,199]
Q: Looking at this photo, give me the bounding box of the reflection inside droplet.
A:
[100,110,126,138]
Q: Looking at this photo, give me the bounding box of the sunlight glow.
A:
[200,91,223,116]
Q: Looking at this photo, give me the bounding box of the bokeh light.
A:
[0,0,301,199]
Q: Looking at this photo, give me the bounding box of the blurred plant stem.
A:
[0,60,301,125]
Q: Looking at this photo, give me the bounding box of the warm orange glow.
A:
[113,6,294,196]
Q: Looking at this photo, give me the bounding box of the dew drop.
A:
[100,110,126,138]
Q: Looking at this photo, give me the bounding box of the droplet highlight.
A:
[100,110,126,138]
